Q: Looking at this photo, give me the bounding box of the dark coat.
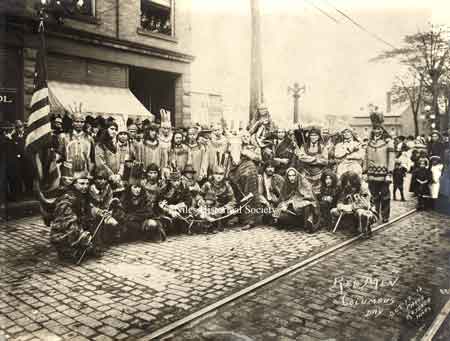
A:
[412,167,431,196]
[50,189,93,250]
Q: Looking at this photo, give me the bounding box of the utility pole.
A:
[249,0,263,122]
[288,83,306,124]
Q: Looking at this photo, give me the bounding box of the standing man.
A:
[258,160,285,223]
[334,128,364,179]
[158,109,173,167]
[59,113,94,174]
[168,130,190,172]
[136,123,166,171]
[127,123,138,143]
[248,104,273,148]
[116,130,135,177]
[364,111,395,223]
[52,115,64,135]
[271,128,296,176]
[207,123,229,176]
[14,120,31,196]
[1,122,22,202]
[230,130,262,229]
[186,126,208,182]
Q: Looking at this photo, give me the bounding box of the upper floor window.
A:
[141,0,173,36]
[76,0,95,17]
[55,0,96,18]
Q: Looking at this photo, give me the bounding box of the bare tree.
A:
[391,71,423,136]
[372,25,450,130]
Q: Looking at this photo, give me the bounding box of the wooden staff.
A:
[76,213,108,265]
[332,212,344,233]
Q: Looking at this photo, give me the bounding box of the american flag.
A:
[25,19,60,225]
[25,20,52,153]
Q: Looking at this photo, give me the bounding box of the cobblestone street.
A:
[169,209,450,341]
[0,199,416,341]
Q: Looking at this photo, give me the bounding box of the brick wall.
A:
[48,0,118,38]
[18,0,193,125]
[21,48,129,119]
[47,54,127,88]
[119,0,192,55]
[40,0,193,56]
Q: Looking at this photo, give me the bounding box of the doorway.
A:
[129,67,177,125]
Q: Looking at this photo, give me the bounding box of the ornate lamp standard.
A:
[288,82,306,124]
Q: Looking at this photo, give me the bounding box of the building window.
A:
[77,0,95,17]
[141,0,173,36]
[59,0,96,18]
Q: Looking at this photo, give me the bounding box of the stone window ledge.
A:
[137,28,178,43]
[67,14,101,25]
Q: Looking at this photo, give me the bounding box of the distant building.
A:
[190,91,223,126]
[351,92,427,138]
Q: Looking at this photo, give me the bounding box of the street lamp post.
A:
[288,83,306,124]
[422,105,436,133]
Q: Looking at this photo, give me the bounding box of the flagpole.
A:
[249,0,263,122]
[25,1,57,226]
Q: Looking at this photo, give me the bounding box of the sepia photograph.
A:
[1,0,450,340]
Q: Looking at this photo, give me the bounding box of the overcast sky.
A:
[190,0,450,125]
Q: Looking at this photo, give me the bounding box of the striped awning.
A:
[48,81,154,123]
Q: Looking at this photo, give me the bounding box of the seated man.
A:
[50,166,117,262]
[200,165,237,228]
[190,191,224,234]
[182,164,201,207]
[273,167,318,233]
[257,160,285,223]
[117,168,166,242]
[89,167,123,244]
[143,163,165,206]
[318,170,339,228]
[158,170,193,234]
[331,171,377,238]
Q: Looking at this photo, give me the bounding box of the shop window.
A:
[141,0,173,36]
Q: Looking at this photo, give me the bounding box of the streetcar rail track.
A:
[138,208,417,340]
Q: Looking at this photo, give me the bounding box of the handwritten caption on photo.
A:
[329,276,432,321]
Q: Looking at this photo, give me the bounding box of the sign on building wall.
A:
[0,88,17,122]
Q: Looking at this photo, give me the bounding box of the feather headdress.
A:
[370,110,384,128]
[160,109,172,129]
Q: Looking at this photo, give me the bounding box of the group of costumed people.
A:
[41,105,422,263]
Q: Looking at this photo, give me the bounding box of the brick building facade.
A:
[350,92,426,139]
[0,0,194,126]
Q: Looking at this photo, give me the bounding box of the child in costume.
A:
[411,157,431,210]
[331,171,377,238]
[318,170,338,228]
[392,161,407,201]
